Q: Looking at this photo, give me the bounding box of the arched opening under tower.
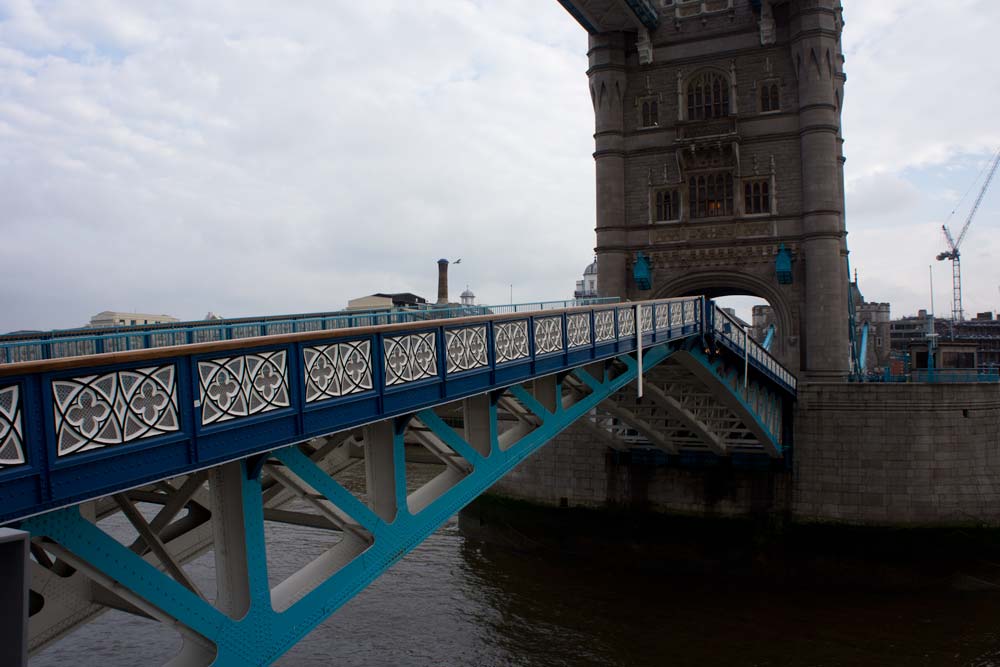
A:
[651,272,798,374]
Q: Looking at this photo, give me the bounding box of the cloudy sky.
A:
[1,0,998,333]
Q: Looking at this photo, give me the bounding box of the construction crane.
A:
[936,148,1000,322]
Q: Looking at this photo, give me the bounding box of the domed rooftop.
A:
[583,258,598,276]
[461,288,475,298]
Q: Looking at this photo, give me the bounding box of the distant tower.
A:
[436,259,450,305]
[460,287,476,306]
[574,257,599,299]
[557,0,850,379]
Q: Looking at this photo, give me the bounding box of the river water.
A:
[32,462,1000,666]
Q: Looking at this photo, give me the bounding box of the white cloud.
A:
[1,1,998,332]
[0,0,593,331]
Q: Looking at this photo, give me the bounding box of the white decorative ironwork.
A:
[383,333,437,386]
[567,313,591,348]
[594,310,615,342]
[303,341,373,403]
[198,351,290,425]
[0,385,24,467]
[655,304,670,331]
[53,366,179,457]
[533,317,563,355]
[494,321,529,364]
[618,308,635,337]
[640,305,654,333]
[684,300,696,325]
[446,326,488,374]
[671,303,684,328]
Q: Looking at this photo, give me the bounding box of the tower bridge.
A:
[3,2,999,665]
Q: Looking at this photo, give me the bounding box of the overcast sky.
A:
[1,0,999,333]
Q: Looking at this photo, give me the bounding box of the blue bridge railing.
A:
[0,298,617,365]
[0,296,804,526]
[710,305,797,391]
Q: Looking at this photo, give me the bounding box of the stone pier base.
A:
[489,383,1000,527]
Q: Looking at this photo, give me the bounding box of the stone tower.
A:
[560,0,850,379]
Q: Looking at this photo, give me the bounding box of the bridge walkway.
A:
[0,297,795,665]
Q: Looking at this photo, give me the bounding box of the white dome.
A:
[583,259,598,276]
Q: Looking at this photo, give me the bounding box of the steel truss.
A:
[22,344,686,666]
[582,342,787,458]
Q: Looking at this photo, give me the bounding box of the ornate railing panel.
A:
[0,384,24,468]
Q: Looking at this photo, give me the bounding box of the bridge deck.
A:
[0,297,795,527]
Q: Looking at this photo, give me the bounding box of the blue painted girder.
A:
[21,342,681,666]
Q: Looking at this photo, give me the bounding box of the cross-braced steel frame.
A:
[22,345,692,666]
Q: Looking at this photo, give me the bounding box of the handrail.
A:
[710,305,797,391]
[0,297,618,365]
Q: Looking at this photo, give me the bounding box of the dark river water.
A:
[31,466,1000,667]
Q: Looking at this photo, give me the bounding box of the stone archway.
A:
[652,270,798,373]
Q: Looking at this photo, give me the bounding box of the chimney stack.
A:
[436,259,449,305]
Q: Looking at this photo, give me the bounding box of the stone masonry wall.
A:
[794,383,1000,525]
[492,383,1000,527]
[493,421,791,518]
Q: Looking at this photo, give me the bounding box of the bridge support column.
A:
[463,395,494,458]
[793,0,850,380]
[364,421,404,522]
[589,31,629,299]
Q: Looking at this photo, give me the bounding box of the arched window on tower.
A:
[686,71,730,121]
[653,188,680,222]
[744,178,772,214]
[760,83,780,113]
[640,98,659,128]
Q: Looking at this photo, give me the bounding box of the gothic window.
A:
[662,0,734,17]
[744,179,771,215]
[760,83,780,113]
[686,71,730,121]
[688,173,733,218]
[653,189,680,222]
[639,97,659,128]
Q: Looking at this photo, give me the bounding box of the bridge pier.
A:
[0,528,29,667]
[488,382,1000,526]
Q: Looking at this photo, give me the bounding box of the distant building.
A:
[892,310,1000,369]
[203,312,224,321]
[851,278,891,372]
[346,293,428,312]
[720,307,750,329]
[460,288,476,307]
[574,258,598,299]
[89,311,178,327]
[748,276,890,371]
